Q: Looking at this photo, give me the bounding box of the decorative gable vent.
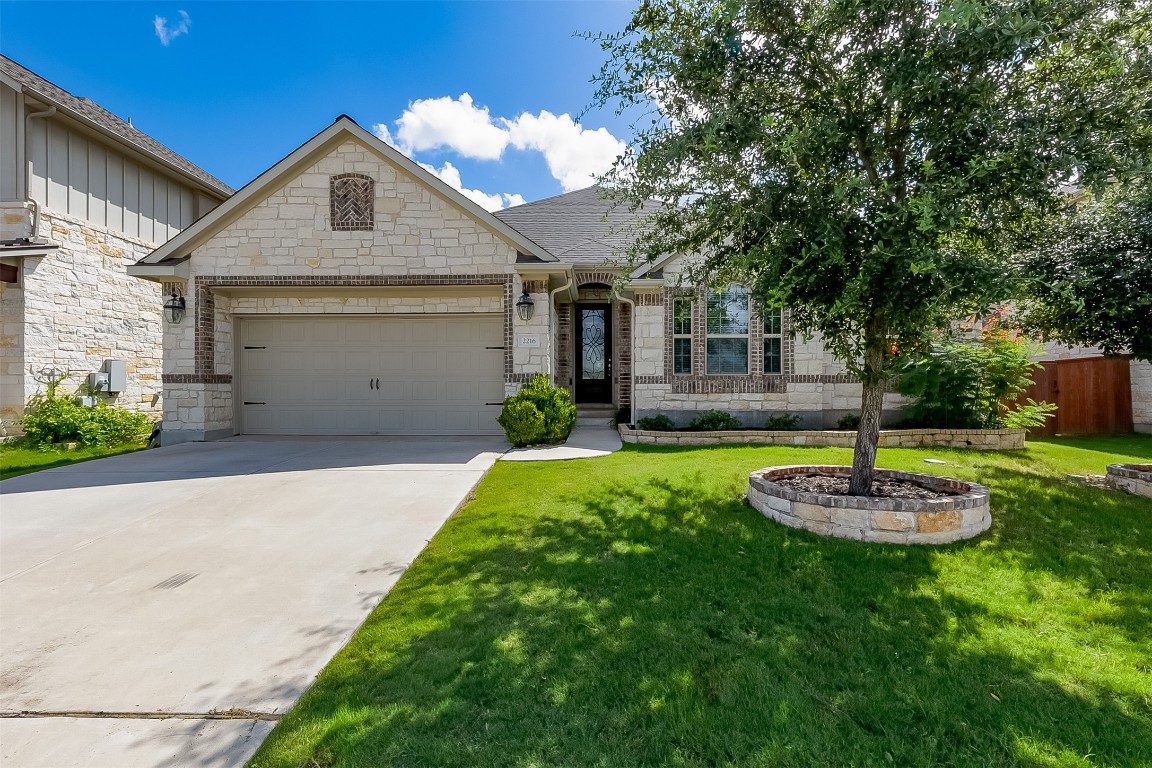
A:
[330,173,374,231]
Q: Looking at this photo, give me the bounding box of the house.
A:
[130,116,902,443]
[0,55,232,432]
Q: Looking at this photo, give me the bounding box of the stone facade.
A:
[1,205,163,432]
[748,465,992,544]
[1132,361,1152,433]
[157,138,555,442]
[620,426,1026,450]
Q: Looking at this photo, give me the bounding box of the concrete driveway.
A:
[0,436,505,767]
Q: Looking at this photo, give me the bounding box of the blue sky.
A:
[0,1,639,208]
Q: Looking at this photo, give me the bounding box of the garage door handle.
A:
[375,377,380,389]
[485,346,506,350]
[243,401,266,405]
[485,402,504,406]
[243,346,266,350]
[369,378,375,390]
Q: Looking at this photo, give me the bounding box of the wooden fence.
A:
[1023,356,1133,436]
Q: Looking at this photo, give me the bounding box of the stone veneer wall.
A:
[620,426,1026,450]
[159,138,549,441]
[1131,361,1151,434]
[1,206,162,432]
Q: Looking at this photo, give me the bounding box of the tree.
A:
[591,0,1152,494]
[1017,179,1152,361]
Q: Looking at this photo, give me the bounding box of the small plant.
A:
[614,405,631,426]
[1001,398,1058,429]
[836,413,861,431]
[637,414,675,431]
[764,413,802,430]
[689,410,741,431]
[21,392,152,447]
[497,374,577,447]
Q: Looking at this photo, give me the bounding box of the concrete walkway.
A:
[500,426,623,461]
[0,436,504,768]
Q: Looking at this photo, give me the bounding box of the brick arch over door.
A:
[575,271,618,287]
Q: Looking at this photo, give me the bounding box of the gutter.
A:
[547,274,573,382]
[612,287,637,428]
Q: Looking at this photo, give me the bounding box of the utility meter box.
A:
[88,371,110,393]
[103,360,127,393]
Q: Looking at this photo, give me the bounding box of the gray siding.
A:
[26,115,196,244]
[0,83,21,200]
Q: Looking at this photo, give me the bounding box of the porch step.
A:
[576,405,618,428]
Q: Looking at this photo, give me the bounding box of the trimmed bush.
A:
[690,410,741,431]
[637,414,676,431]
[836,413,861,430]
[497,374,577,447]
[21,394,152,447]
[764,413,802,430]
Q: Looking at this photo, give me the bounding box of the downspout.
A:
[547,273,573,383]
[25,105,57,239]
[612,287,637,428]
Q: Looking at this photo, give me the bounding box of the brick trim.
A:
[521,280,548,294]
[636,292,664,306]
[575,270,619,287]
[162,374,233,384]
[193,274,514,379]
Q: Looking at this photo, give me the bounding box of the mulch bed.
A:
[771,473,958,499]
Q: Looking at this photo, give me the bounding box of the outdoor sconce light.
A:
[516,288,535,321]
[163,292,186,324]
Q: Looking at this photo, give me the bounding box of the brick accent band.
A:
[521,280,548,294]
[162,374,233,384]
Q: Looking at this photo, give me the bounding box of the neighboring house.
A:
[0,55,231,432]
[130,116,901,443]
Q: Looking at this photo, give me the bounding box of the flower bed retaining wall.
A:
[748,465,992,545]
[620,425,1025,450]
[1106,464,1152,498]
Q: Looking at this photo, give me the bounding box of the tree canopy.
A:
[1017,180,1152,361]
[592,0,1152,492]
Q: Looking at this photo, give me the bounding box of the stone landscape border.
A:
[620,425,1025,450]
[747,465,992,544]
[1105,464,1152,498]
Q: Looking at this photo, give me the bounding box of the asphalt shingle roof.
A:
[494,186,655,266]
[1,55,233,198]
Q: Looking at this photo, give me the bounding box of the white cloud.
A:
[376,95,627,194]
[395,94,510,161]
[504,111,627,191]
[154,10,191,46]
[419,161,526,212]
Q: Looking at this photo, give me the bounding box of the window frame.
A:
[762,306,783,374]
[672,298,693,375]
[705,284,750,375]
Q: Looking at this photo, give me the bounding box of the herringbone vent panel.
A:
[330,173,374,230]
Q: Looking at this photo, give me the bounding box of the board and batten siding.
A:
[23,112,197,244]
[0,83,22,200]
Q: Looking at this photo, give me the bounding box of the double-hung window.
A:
[673,299,693,374]
[706,284,749,374]
[762,307,783,374]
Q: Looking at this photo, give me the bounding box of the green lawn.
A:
[0,441,145,480]
[251,436,1152,768]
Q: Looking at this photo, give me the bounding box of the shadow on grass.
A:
[253,458,1152,768]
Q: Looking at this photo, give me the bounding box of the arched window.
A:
[330,173,374,230]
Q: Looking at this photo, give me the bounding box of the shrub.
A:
[21,393,152,447]
[897,319,1048,429]
[689,410,741,431]
[836,413,861,430]
[637,414,675,431]
[614,405,631,426]
[497,374,576,446]
[764,413,802,430]
[1002,398,1059,429]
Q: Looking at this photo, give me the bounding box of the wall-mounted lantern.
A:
[515,288,535,321]
[163,292,186,324]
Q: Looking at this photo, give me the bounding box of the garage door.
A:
[238,315,505,435]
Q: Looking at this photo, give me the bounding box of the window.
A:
[330,173,374,231]
[763,307,783,374]
[672,299,693,374]
[706,284,749,374]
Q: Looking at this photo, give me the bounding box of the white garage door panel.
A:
[239,316,504,435]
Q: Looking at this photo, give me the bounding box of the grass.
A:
[250,436,1152,768]
[0,440,145,480]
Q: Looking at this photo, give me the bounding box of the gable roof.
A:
[137,116,558,265]
[0,55,232,198]
[492,186,656,266]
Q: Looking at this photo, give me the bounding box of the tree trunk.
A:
[849,330,888,496]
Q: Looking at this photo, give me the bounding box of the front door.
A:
[575,303,612,403]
